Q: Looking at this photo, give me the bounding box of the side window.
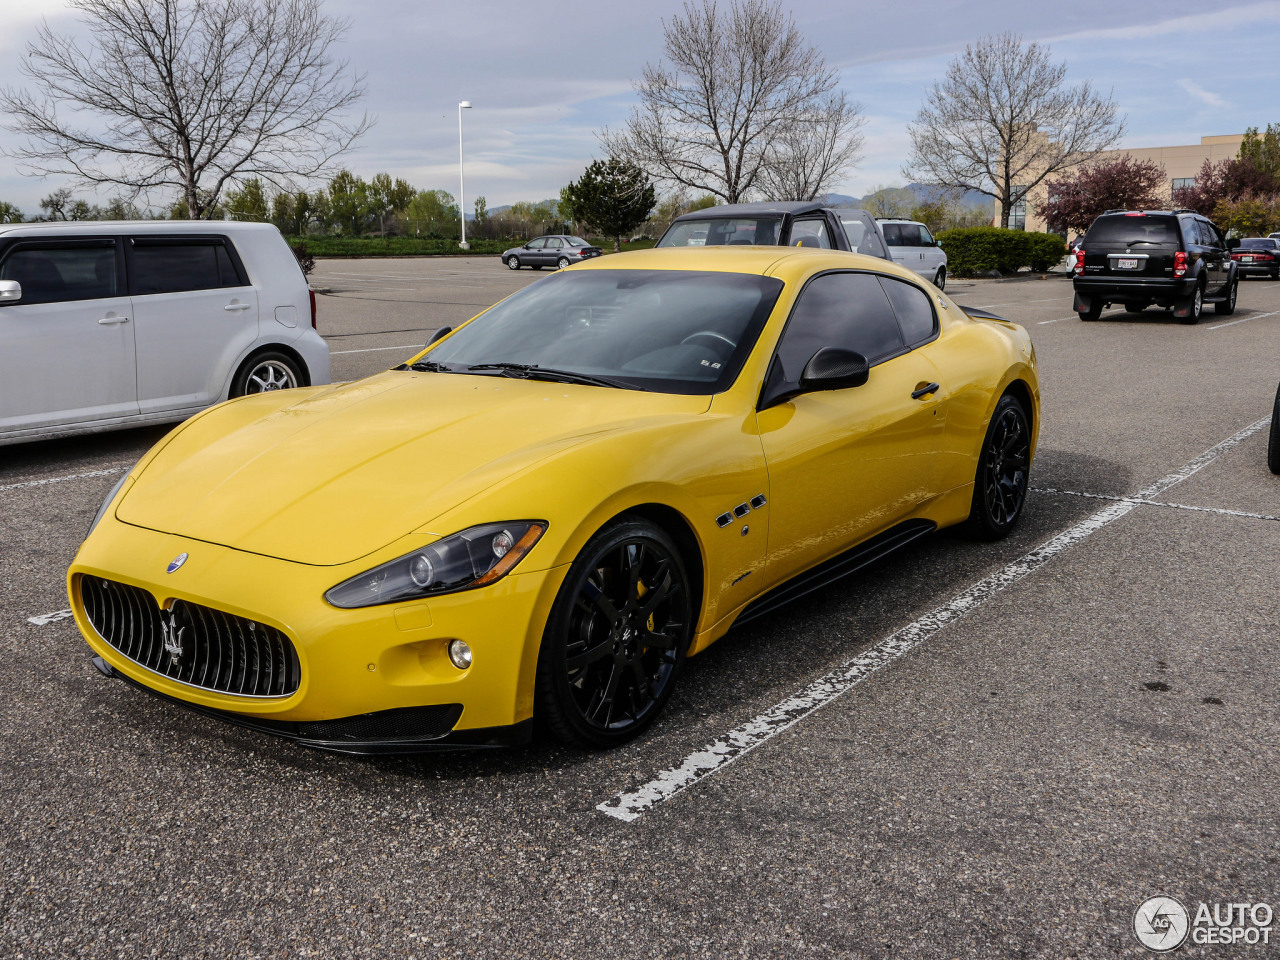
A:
[791,219,832,249]
[527,238,546,249]
[774,272,905,382]
[898,224,923,247]
[547,238,563,249]
[1194,221,1214,247]
[882,223,904,246]
[878,276,937,346]
[129,240,244,295]
[918,225,936,246]
[1204,222,1224,248]
[0,243,117,305]
[1179,218,1198,247]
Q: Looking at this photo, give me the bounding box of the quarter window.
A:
[790,219,832,249]
[775,272,905,381]
[878,276,937,346]
[0,243,117,305]
[129,240,245,295]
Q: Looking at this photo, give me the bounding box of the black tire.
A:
[1123,301,1148,314]
[533,265,544,270]
[506,256,521,270]
[1267,382,1280,475]
[1214,276,1238,315]
[1078,297,1102,321]
[933,266,946,290]
[962,393,1031,541]
[1179,281,1204,324]
[535,517,693,748]
[230,351,304,398]
[557,257,571,270]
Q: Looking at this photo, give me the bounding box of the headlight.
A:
[324,521,547,609]
[86,472,130,540]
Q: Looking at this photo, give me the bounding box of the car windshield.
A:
[658,217,784,248]
[422,269,784,395]
[1084,215,1179,244]
[1238,239,1275,249]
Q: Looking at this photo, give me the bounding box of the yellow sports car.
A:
[70,247,1038,751]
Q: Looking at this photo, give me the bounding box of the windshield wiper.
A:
[466,362,639,390]
[407,360,455,373]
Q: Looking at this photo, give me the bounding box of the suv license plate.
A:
[1116,258,1139,269]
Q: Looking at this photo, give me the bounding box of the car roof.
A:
[569,244,922,282]
[0,220,280,239]
[874,218,926,225]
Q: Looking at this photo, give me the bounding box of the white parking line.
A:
[1208,309,1280,330]
[977,297,1071,308]
[1037,316,1078,325]
[596,416,1270,823]
[330,344,426,356]
[28,609,73,626]
[0,466,128,493]
[1032,486,1280,522]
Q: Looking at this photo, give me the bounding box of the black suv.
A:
[1072,210,1239,323]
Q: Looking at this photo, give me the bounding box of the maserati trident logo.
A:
[166,552,188,574]
[160,608,188,667]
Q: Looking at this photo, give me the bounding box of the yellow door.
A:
[754,270,948,587]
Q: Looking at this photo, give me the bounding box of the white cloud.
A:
[1176,79,1229,109]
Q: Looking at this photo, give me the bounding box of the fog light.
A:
[448,639,473,670]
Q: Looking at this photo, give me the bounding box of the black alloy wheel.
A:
[1267,382,1280,475]
[963,393,1031,540]
[536,518,693,747]
[506,256,521,270]
[1214,277,1238,315]
[557,256,571,270]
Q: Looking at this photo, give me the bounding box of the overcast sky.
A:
[1,0,1278,215]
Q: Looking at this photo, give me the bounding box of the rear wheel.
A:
[1214,276,1238,315]
[1267,382,1280,475]
[962,394,1031,541]
[557,257,571,270]
[506,256,521,270]
[1078,297,1102,321]
[1123,301,1148,314]
[933,266,946,290]
[230,351,303,398]
[536,518,693,748]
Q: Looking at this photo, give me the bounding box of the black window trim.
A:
[757,268,940,410]
[0,236,127,307]
[125,233,251,294]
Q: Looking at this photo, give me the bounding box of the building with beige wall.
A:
[1016,134,1244,234]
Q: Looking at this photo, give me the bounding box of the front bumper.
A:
[70,517,566,750]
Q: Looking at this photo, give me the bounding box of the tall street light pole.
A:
[458,100,472,250]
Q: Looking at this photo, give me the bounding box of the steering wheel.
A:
[680,330,737,354]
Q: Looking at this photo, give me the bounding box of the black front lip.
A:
[94,656,533,755]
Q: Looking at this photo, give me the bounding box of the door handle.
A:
[911,382,940,399]
[98,315,130,325]
[224,302,251,312]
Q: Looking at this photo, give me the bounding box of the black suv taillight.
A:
[1173,251,1188,278]
[1073,248,1085,274]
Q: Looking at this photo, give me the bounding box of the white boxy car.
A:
[877,218,949,290]
[0,221,329,445]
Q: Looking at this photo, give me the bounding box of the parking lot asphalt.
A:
[2,259,1278,958]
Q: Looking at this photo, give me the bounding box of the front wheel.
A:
[962,393,1031,541]
[506,256,521,270]
[933,266,946,290]
[1267,382,1280,475]
[1214,276,1238,315]
[557,257,571,270]
[230,352,303,398]
[535,518,693,748]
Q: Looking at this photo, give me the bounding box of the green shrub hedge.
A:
[936,227,1066,276]
[286,236,511,257]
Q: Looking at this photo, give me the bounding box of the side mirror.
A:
[0,279,21,303]
[800,347,869,391]
[426,325,452,346]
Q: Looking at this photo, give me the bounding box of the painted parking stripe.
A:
[1208,309,1280,330]
[596,416,1270,822]
[1032,486,1280,522]
[28,609,73,626]
[1038,316,1077,325]
[330,344,427,356]
[0,466,128,493]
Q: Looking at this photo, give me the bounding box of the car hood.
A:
[116,372,710,566]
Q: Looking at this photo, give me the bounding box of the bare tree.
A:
[757,90,865,201]
[905,32,1123,228]
[603,0,861,204]
[1,0,371,219]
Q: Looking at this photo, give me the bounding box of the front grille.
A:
[81,577,300,698]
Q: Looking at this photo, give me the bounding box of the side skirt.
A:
[733,518,937,628]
